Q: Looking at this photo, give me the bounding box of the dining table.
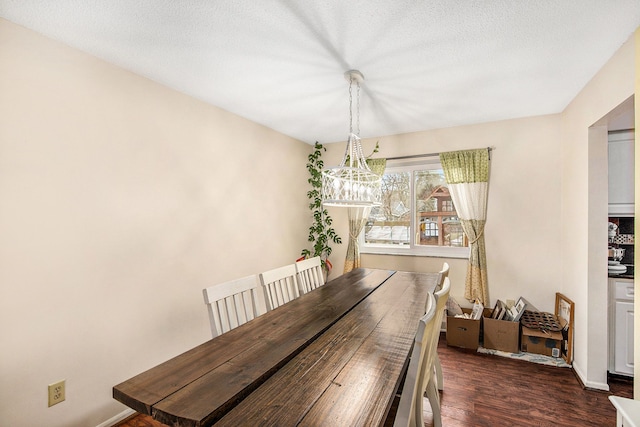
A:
[113,268,439,426]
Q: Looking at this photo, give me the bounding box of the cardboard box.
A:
[446,308,490,350]
[483,315,520,353]
[520,326,563,357]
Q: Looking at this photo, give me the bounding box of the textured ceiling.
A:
[1,1,639,144]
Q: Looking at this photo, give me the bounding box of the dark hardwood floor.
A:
[418,334,632,426]
[116,334,632,427]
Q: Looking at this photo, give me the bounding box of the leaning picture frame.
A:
[497,305,506,320]
[555,292,575,364]
[491,301,501,319]
[512,297,538,322]
[491,300,507,320]
[470,301,484,320]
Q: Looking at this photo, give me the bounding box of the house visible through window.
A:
[361,157,470,258]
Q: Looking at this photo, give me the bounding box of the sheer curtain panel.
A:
[344,206,371,273]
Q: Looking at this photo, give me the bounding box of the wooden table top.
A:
[113,268,437,427]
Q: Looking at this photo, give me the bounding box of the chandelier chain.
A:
[348,77,353,134]
[356,80,360,135]
[347,76,362,136]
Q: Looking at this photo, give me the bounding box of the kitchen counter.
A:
[610,274,635,279]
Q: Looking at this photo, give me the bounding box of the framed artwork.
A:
[491,300,507,320]
[470,301,484,320]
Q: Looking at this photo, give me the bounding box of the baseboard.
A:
[96,408,136,427]
[572,360,610,392]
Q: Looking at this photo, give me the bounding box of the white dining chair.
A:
[202,275,268,338]
[295,256,325,294]
[425,276,450,424]
[434,263,449,392]
[259,264,300,310]
[393,293,439,427]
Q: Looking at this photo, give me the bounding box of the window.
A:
[360,157,470,258]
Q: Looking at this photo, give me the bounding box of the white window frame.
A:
[360,157,470,259]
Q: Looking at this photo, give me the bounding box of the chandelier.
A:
[322,70,382,207]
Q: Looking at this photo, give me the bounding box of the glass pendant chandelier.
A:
[322,70,382,207]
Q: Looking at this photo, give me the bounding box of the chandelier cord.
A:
[347,76,362,136]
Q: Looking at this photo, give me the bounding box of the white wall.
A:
[560,30,636,389]
[0,19,311,426]
[323,114,564,312]
[1,17,636,426]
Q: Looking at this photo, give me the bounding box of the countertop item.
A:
[609,264,627,274]
[609,265,634,279]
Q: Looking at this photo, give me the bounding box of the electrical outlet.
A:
[48,380,65,407]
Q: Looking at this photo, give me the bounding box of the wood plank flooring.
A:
[116,334,632,427]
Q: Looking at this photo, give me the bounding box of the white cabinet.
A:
[608,131,635,216]
[609,278,634,376]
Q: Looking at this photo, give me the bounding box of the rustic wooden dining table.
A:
[113,268,438,427]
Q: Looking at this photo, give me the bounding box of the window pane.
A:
[415,169,468,247]
[364,171,410,246]
[361,161,470,257]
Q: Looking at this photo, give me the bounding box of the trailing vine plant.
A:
[301,142,342,271]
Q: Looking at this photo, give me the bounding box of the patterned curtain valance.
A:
[440,149,490,184]
[366,158,387,176]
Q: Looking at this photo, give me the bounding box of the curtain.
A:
[344,206,371,273]
[439,149,490,304]
[343,158,385,274]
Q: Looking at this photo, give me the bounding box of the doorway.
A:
[593,96,635,393]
